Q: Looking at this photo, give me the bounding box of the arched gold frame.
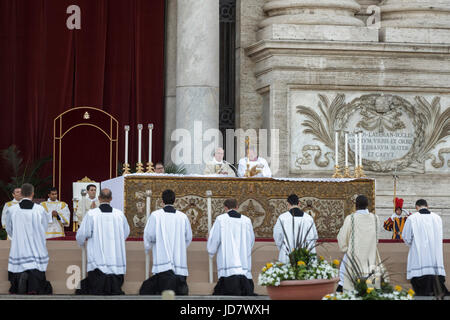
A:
[53,107,119,195]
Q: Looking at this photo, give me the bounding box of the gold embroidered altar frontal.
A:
[123,176,375,239]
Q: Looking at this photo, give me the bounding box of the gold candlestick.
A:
[357,165,366,178]
[136,162,144,173]
[122,163,131,175]
[332,165,343,178]
[146,161,155,173]
[343,166,351,178]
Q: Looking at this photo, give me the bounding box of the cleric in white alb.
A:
[41,187,71,239]
[207,198,255,295]
[1,186,22,240]
[273,194,318,264]
[139,189,193,295]
[75,188,130,295]
[6,183,52,294]
[402,199,449,296]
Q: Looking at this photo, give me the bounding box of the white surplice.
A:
[2,199,19,229]
[237,157,272,177]
[144,207,192,276]
[6,199,50,273]
[76,196,100,224]
[207,211,255,279]
[402,211,446,279]
[76,205,130,275]
[273,210,318,264]
[41,199,71,239]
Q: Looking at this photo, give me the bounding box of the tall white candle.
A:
[148,124,153,164]
[359,132,363,166]
[344,133,348,167]
[138,124,143,163]
[354,133,359,168]
[124,125,130,164]
[335,131,339,166]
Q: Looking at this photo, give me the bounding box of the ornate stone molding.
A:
[258,0,379,42]
[260,0,364,27]
[293,92,450,173]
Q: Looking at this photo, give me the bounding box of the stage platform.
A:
[2,239,449,296]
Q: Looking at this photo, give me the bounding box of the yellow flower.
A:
[366,287,374,294]
[394,285,402,292]
[332,296,337,300]
[297,260,306,266]
[262,267,267,272]
[324,294,331,299]
[408,289,415,296]
[357,279,361,283]
[366,279,372,284]
[266,263,273,269]
[319,256,324,261]
[333,259,340,266]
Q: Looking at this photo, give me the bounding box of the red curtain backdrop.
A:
[0,0,165,202]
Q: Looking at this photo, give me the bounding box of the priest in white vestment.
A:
[6,183,52,294]
[203,147,236,176]
[402,199,449,296]
[41,188,71,239]
[1,186,21,239]
[273,194,318,264]
[140,189,192,295]
[207,198,255,295]
[75,184,100,225]
[75,188,130,295]
[237,147,272,178]
[337,195,379,291]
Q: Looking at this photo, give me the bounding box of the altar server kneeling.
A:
[403,199,449,296]
[207,199,256,296]
[6,183,52,294]
[273,194,318,264]
[76,188,130,295]
[140,189,192,295]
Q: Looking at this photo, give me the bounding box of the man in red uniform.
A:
[383,197,410,240]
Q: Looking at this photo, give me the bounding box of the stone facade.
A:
[164,0,450,238]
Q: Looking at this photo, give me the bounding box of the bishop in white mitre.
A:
[273,194,318,264]
[139,189,192,295]
[6,183,52,294]
[75,188,130,295]
[1,186,22,239]
[237,147,272,178]
[41,188,71,239]
[403,199,449,296]
[207,198,255,295]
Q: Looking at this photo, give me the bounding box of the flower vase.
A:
[266,278,339,300]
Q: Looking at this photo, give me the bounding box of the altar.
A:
[101,174,375,239]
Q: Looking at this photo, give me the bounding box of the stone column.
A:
[380,0,450,44]
[258,0,378,42]
[175,0,220,173]
[164,0,178,166]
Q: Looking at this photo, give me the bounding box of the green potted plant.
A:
[259,222,339,300]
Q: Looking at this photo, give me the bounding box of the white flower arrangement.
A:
[258,257,339,287]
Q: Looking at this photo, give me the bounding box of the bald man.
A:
[76,188,130,295]
[203,147,236,176]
